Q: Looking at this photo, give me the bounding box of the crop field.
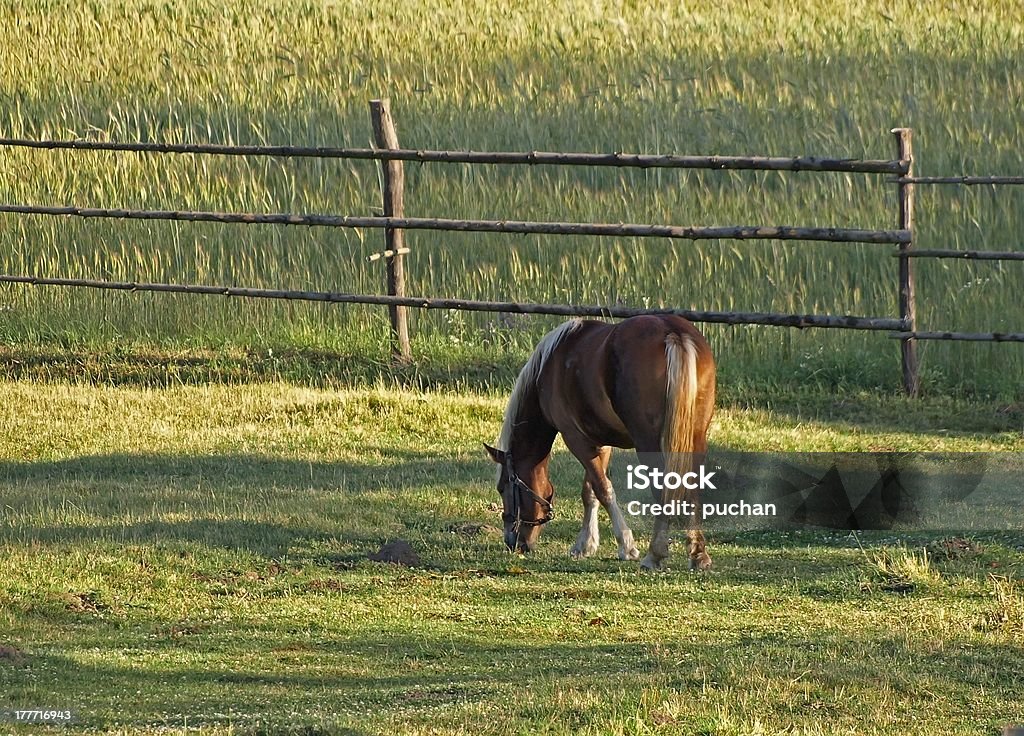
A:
[1,1,1023,395]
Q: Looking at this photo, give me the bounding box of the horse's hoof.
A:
[639,554,664,571]
[689,553,713,571]
[619,546,641,561]
[570,542,599,559]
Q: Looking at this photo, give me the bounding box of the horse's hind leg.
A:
[640,510,708,570]
[687,527,712,571]
[640,513,671,570]
[570,480,600,559]
[634,442,709,571]
[685,442,713,570]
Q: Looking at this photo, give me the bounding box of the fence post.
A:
[892,127,919,396]
[370,98,412,363]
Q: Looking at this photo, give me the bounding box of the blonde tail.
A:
[661,334,699,501]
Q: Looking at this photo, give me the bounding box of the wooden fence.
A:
[1,99,1022,395]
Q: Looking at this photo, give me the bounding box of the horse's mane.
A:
[496,318,582,452]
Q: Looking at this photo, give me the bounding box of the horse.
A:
[483,314,717,570]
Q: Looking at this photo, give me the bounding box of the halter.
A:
[502,452,554,530]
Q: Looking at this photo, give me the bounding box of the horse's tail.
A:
[660,333,700,496]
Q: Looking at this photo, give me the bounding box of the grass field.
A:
[1,375,1023,735]
[1,1,1023,395]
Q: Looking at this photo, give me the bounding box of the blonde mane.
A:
[496,319,582,452]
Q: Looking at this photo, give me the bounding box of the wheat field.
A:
[0,1,1022,394]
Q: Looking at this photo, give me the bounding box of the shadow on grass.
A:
[3,449,1022,576]
[0,449,504,562]
[3,343,1023,439]
[0,344,523,393]
[4,625,1023,732]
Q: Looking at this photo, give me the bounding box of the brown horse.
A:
[484,314,716,570]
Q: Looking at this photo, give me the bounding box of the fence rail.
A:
[898,175,1024,185]
[0,204,911,245]
[0,136,908,174]
[890,331,1024,342]
[896,248,1024,261]
[0,275,907,331]
[1,101,1021,396]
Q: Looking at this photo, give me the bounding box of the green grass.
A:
[1,1,1023,396]
[1,378,1023,734]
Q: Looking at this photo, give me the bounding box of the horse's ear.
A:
[483,443,505,464]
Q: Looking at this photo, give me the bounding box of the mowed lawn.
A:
[1,379,1023,735]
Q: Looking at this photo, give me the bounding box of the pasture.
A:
[1,372,1023,734]
[2,1,1024,734]
[1,0,1023,395]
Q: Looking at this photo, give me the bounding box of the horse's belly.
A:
[547,393,634,449]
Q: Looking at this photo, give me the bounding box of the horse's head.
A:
[483,443,554,553]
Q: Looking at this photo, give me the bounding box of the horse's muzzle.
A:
[505,530,536,554]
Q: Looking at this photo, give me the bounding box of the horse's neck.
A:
[508,392,557,467]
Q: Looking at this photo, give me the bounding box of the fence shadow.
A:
[0,344,523,392]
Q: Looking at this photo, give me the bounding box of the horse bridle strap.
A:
[504,453,554,528]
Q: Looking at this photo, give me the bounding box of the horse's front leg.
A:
[597,473,641,561]
[566,442,640,561]
[569,480,600,559]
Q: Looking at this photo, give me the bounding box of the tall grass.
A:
[0,1,1022,395]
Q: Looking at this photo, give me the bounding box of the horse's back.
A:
[538,315,714,452]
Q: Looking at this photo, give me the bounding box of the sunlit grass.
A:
[0,380,1022,734]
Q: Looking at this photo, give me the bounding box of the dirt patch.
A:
[445,522,502,538]
[0,644,26,665]
[368,540,420,567]
[64,591,109,613]
[927,537,981,560]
